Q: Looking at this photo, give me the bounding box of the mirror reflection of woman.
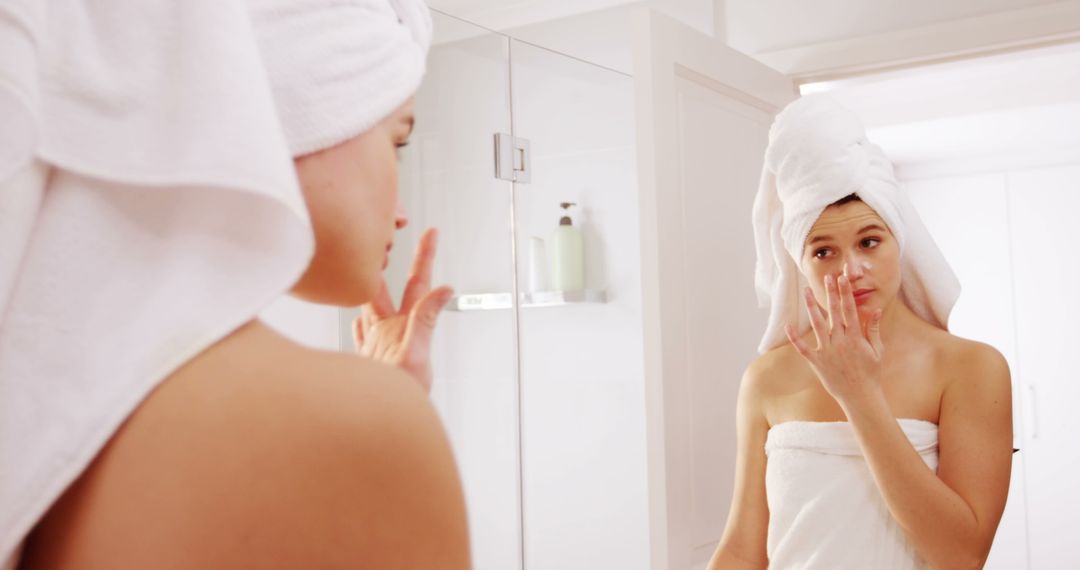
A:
[709,95,1012,570]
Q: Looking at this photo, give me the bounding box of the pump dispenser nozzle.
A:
[559,202,576,226]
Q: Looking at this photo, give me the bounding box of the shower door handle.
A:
[494,133,532,183]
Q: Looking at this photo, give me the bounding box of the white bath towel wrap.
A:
[765,419,939,569]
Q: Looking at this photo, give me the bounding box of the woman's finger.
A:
[867,309,885,356]
[402,285,454,349]
[400,286,455,391]
[361,306,376,336]
[351,314,365,348]
[803,287,827,348]
[837,274,860,333]
[400,228,437,314]
[825,274,844,336]
[368,278,396,319]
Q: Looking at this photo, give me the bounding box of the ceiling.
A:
[427,0,640,31]
[804,42,1080,172]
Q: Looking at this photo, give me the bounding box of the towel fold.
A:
[752,94,960,354]
[765,419,938,569]
[0,0,318,564]
[251,0,433,156]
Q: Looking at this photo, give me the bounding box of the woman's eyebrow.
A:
[404,116,415,136]
[807,223,887,245]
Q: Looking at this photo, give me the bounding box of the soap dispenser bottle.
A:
[549,202,584,291]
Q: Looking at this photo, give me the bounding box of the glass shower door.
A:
[339,12,523,570]
[509,40,650,570]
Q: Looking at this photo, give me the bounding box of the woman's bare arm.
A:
[707,361,771,570]
[846,343,1012,569]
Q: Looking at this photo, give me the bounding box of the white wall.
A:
[260,295,341,351]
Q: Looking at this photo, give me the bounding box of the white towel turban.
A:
[0,0,431,565]
[752,94,960,354]
[251,0,434,156]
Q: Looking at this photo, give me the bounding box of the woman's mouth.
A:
[853,288,875,305]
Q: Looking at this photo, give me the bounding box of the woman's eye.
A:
[395,141,409,159]
[814,248,832,259]
[861,237,880,248]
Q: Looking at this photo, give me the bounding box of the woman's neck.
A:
[875,296,930,348]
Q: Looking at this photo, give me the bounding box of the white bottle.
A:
[548,202,584,291]
[527,236,548,293]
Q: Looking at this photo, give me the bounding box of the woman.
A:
[0,0,470,567]
[708,95,1012,569]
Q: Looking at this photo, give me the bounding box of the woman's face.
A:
[290,99,415,306]
[801,200,901,320]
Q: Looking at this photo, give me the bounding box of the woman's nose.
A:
[841,256,866,280]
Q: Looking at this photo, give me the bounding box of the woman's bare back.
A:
[21,320,470,569]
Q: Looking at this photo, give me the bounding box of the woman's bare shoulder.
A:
[746,341,808,388]
[931,330,1011,389]
[22,319,469,569]
[191,319,444,443]
[207,319,418,390]
[739,341,815,417]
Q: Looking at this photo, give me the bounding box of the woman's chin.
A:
[857,305,878,321]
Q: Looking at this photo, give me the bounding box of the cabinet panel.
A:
[1007,165,1080,570]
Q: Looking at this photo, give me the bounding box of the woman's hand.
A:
[353,228,454,392]
[784,273,886,410]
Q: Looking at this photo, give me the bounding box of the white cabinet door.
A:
[631,9,795,570]
[1007,165,1080,570]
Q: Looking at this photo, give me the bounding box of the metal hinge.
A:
[493,133,531,183]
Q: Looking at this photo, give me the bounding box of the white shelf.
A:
[447,289,607,312]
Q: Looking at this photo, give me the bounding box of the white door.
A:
[631,9,796,570]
